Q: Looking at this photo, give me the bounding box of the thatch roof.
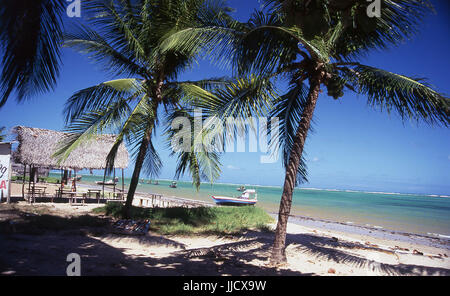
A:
[13,126,129,170]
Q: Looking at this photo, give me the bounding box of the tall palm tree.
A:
[0,0,65,107]
[55,0,233,218]
[164,0,450,264]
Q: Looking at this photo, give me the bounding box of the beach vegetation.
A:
[93,203,274,235]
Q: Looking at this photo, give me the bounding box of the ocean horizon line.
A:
[63,173,450,198]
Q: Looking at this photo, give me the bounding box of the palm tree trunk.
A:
[122,80,161,219]
[122,124,153,218]
[270,72,323,265]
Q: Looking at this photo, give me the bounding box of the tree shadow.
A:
[0,231,311,276]
[2,207,448,276]
[285,232,450,276]
[0,210,309,276]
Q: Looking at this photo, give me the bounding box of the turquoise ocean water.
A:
[54,173,450,238]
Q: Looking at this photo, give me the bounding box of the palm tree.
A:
[0,127,6,141]
[164,0,450,264]
[0,0,65,107]
[55,0,233,218]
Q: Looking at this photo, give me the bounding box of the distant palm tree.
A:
[0,127,6,141]
[56,0,233,218]
[165,0,450,264]
[0,0,65,107]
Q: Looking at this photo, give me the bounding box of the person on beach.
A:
[71,179,76,192]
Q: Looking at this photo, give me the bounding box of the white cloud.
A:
[226,165,240,170]
[312,157,320,162]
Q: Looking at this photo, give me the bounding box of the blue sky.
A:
[0,0,449,195]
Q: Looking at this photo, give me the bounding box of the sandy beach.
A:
[1,183,449,276]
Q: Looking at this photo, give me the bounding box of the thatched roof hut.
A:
[13,126,129,170]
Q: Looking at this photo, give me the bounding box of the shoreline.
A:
[77,182,450,252]
[275,213,450,252]
[10,181,450,254]
[67,173,450,197]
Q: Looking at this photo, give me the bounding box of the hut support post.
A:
[21,165,26,200]
[121,169,124,199]
[59,169,63,199]
[73,169,77,192]
[28,165,32,203]
[63,170,68,186]
[102,169,106,201]
[113,168,116,195]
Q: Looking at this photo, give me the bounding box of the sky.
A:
[0,0,449,195]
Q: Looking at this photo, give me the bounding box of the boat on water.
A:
[96,177,119,186]
[169,181,177,188]
[237,185,246,191]
[154,180,159,185]
[212,189,257,206]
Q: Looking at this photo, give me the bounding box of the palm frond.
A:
[270,82,310,184]
[191,75,276,119]
[0,126,6,141]
[64,24,150,78]
[158,3,242,71]
[141,139,163,178]
[332,0,435,60]
[264,0,435,61]
[165,108,222,190]
[340,63,450,126]
[104,94,157,175]
[0,0,65,107]
[54,97,131,164]
[64,78,145,123]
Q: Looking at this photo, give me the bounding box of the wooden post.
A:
[122,169,125,194]
[113,168,116,195]
[28,165,32,203]
[59,169,63,198]
[63,169,68,186]
[31,166,37,183]
[73,169,77,192]
[102,169,106,200]
[21,164,26,200]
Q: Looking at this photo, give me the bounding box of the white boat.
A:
[96,177,119,185]
[212,189,257,206]
[169,181,177,188]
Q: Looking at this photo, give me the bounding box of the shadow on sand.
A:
[0,209,307,276]
[0,208,448,276]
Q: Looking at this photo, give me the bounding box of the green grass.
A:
[93,203,274,235]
